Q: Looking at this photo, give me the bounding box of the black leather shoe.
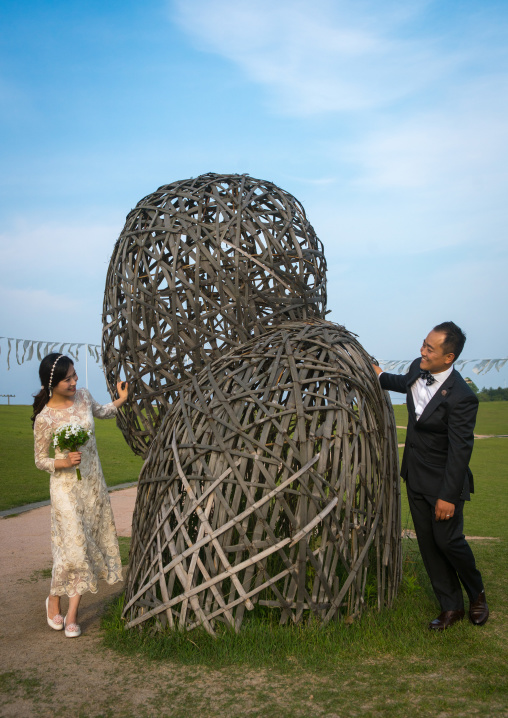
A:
[428,609,465,631]
[469,590,489,626]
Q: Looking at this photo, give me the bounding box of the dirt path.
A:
[2,482,501,718]
[0,489,304,718]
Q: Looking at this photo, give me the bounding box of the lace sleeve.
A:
[86,389,118,420]
[34,415,56,474]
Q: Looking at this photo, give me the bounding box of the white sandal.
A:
[64,615,81,638]
[46,597,64,631]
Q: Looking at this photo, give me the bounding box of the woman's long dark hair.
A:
[31,354,74,428]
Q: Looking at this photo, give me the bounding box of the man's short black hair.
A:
[433,321,466,360]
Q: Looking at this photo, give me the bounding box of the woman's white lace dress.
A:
[34,388,123,596]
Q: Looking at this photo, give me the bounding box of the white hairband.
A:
[48,355,63,397]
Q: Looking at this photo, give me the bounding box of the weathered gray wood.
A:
[124,320,401,633]
[102,173,327,456]
[103,173,401,634]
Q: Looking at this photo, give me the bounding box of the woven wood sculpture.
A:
[102,173,327,456]
[123,321,401,634]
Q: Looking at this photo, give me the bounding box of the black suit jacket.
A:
[380,359,478,504]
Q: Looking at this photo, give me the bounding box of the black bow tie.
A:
[420,370,436,386]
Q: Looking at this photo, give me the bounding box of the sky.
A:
[1,0,507,405]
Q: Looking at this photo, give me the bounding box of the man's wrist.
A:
[437,497,457,506]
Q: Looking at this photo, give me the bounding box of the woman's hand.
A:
[114,381,129,408]
[65,451,82,468]
[54,452,82,470]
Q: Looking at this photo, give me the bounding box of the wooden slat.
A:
[102,173,327,456]
[123,320,401,633]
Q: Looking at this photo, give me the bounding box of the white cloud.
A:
[172,0,462,115]
[0,217,119,283]
[0,281,104,350]
[344,77,508,198]
[324,249,508,358]
[0,286,82,323]
[0,218,117,346]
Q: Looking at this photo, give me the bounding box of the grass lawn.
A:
[99,403,508,717]
[1,403,506,716]
[0,405,143,511]
[3,402,505,514]
[393,400,508,439]
[394,402,508,539]
[102,534,508,716]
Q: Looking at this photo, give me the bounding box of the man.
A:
[373,321,489,631]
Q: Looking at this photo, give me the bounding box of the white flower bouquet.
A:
[52,424,92,480]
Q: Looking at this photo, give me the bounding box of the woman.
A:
[32,353,128,638]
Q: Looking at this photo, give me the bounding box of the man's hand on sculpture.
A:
[435,498,455,521]
[372,364,383,376]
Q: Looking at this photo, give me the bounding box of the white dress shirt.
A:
[411,365,454,420]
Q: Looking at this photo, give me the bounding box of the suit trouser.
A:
[407,485,484,611]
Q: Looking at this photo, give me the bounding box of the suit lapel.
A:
[418,370,456,423]
[406,364,420,420]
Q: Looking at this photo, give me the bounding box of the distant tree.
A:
[476,387,508,402]
[464,377,479,394]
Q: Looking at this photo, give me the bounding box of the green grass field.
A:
[392,403,508,540]
[393,401,508,438]
[2,402,506,514]
[100,401,508,717]
[1,402,507,716]
[0,405,143,511]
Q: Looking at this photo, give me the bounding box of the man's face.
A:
[420,330,455,374]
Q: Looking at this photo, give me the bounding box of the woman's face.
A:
[53,364,78,399]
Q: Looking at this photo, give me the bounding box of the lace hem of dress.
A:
[50,571,123,597]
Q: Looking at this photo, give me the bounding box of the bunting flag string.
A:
[0,337,102,371]
[379,357,508,376]
[0,336,506,377]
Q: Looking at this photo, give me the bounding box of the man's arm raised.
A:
[372,363,410,394]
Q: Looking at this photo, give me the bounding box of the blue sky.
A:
[1,0,507,404]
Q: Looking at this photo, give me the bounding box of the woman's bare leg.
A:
[47,594,62,618]
[66,594,81,625]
